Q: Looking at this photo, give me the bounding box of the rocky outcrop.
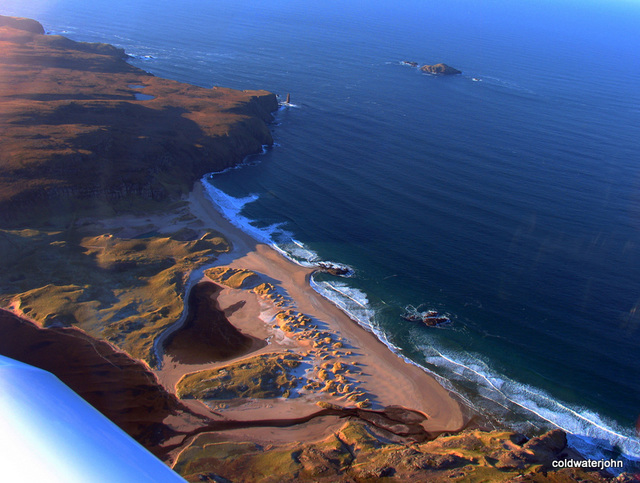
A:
[0,17,278,225]
[316,261,353,276]
[420,63,462,75]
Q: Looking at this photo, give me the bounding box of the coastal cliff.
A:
[0,15,277,224]
[0,309,199,458]
[0,15,45,34]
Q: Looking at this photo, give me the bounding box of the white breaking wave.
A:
[417,342,640,471]
[48,29,72,35]
[281,238,320,265]
[128,53,157,61]
[202,175,353,275]
[202,178,285,249]
[309,277,376,333]
[304,287,476,410]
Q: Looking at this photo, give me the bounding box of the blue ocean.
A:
[3,0,639,467]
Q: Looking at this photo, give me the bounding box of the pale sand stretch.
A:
[155,181,465,437]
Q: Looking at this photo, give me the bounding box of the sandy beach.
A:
[151,180,466,443]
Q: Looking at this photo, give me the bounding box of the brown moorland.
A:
[0,15,277,225]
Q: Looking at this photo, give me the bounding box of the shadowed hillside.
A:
[0,15,277,225]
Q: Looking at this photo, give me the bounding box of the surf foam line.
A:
[307,280,640,473]
[278,103,300,110]
[202,177,290,253]
[303,275,640,472]
[309,277,376,332]
[418,343,640,471]
[201,105,352,271]
[202,177,338,270]
[202,170,353,277]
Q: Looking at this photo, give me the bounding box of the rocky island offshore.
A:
[401,60,462,75]
[0,16,620,482]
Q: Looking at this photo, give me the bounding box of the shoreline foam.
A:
[420,341,640,465]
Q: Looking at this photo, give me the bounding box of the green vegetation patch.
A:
[339,421,382,453]
[174,439,260,476]
[176,352,303,400]
[176,423,362,482]
[13,284,93,328]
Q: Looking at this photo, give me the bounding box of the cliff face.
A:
[0,15,45,34]
[0,16,278,225]
[0,309,199,458]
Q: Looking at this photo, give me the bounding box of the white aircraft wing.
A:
[0,354,186,482]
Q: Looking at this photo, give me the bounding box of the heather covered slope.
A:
[0,216,232,365]
[0,15,277,224]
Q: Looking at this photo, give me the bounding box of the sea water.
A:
[2,0,639,469]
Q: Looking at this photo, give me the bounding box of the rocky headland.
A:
[0,15,277,225]
[0,16,623,482]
